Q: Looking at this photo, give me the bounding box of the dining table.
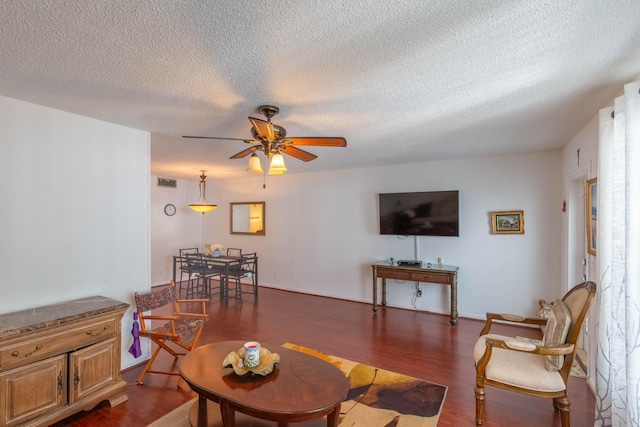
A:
[172,254,245,303]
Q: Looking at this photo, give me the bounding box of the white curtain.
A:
[595,80,640,426]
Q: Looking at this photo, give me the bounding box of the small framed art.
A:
[491,210,524,235]
[586,177,597,255]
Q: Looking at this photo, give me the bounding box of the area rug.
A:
[283,343,447,427]
[147,343,447,427]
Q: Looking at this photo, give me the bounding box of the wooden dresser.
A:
[0,296,129,427]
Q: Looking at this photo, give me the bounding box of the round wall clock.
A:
[164,204,176,216]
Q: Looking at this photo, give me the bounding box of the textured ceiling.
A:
[2,1,640,180]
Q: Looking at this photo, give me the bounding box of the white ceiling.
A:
[2,1,640,180]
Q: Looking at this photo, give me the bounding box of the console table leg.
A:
[450,276,458,326]
[381,278,387,306]
[372,269,378,312]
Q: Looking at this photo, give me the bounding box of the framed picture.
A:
[491,210,524,234]
[586,177,597,255]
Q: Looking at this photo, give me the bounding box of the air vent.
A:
[157,177,177,188]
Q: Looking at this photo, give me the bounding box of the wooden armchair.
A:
[473,281,596,426]
[134,281,209,386]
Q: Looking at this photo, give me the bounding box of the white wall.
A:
[150,177,201,286]
[0,95,150,370]
[160,150,562,319]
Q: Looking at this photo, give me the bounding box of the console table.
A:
[372,262,459,326]
[0,296,129,426]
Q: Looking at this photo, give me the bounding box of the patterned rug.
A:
[282,343,447,427]
[147,343,447,427]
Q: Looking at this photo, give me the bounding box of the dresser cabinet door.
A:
[69,337,117,404]
[0,354,66,426]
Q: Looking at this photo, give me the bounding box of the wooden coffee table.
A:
[179,341,349,427]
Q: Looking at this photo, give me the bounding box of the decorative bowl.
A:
[222,346,280,376]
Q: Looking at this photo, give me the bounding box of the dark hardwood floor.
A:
[53,284,595,426]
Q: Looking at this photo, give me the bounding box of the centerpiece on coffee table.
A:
[222,345,280,376]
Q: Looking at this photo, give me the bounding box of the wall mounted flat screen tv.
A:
[379,190,459,236]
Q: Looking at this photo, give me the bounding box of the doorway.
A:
[566,162,590,373]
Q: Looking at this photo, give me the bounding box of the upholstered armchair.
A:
[473,281,596,426]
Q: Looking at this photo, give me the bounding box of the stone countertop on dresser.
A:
[0,296,130,339]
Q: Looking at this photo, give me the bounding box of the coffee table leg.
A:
[197,395,208,427]
[220,400,235,427]
[326,403,341,427]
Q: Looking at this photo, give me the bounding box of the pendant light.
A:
[268,152,287,175]
[189,170,217,214]
[246,152,263,173]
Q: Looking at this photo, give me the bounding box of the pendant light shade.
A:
[268,152,287,175]
[246,152,263,173]
[189,170,217,214]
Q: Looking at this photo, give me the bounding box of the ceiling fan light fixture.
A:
[246,152,263,173]
[183,105,347,174]
[189,170,218,214]
[268,152,287,175]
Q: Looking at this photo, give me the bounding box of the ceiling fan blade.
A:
[182,135,250,141]
[284,137,347,147]
[230,146,259,159]
[280,145,318,162]
[249,117,275,140]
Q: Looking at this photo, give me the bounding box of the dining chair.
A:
[185,253,223,299]
[473,281,596,426]
[178,247,199,292]
[227,248,242,256]
[227,252,258,299]
[133,281,209,387]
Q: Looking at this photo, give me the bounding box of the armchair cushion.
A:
[542,298,571,371]
[473,334,566,392]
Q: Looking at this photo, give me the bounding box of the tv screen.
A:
[379,190,459,236]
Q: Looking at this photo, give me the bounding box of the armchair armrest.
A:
[139,314,180,336]
[475,336,574,377]
[479,312,547,336]
[175,298,208,316]
[176,312,209,319]
[491,337,574,356]
[142,315,179,321]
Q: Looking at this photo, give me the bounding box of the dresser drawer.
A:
[411,272,450,284]
[376,269,412,280]
[0,318,116,370]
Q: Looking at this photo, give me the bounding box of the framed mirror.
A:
[230,202,265,235]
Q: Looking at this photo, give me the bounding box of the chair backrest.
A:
[134,284,177,313]
[179,248,199,256]
[227,248,242,256]
[226,252,256,278]
[178,248,199,267]
[185,252,205,268]
[240,252,257,273]
[561,281,596,345]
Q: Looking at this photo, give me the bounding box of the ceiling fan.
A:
[183,105,346,174]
